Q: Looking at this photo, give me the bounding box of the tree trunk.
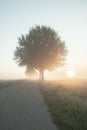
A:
[40,70,44,81]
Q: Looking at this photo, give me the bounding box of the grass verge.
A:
[39,80,87,130]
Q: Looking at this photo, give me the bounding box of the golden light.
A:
[44,70,50,80]
[66,69,76,78]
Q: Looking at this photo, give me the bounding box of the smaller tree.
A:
[14,25,67,80]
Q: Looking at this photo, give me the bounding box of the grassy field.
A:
[40,79,87,130]
[0,80,25,89]
[0,79,37,89]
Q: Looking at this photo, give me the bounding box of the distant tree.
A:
[14,25,67,80]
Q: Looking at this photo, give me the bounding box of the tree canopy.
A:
[14,25,67,80]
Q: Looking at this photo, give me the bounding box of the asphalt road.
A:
[0,82,58,130]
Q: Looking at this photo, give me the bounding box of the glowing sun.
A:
[66,69,76,77]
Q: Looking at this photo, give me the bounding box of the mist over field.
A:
[0,0,87,129]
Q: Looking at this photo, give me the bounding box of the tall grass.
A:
[40,80,87,130]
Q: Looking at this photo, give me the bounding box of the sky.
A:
[0,0,87,79]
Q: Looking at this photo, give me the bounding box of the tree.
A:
[14,25,67,80]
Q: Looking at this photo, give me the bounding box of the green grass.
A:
[0,80,23,89]
[0,79,35,89]
[39,80,87,130]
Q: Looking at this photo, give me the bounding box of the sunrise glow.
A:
[66,69,76,78]
[0,1,87,79]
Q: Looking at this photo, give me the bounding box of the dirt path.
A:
[0,82,58,130]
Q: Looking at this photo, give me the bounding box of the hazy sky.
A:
[0,0,87,79]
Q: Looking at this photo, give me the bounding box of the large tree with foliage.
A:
[14,25,67,80]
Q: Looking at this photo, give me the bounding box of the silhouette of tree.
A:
[14,25,67,80]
